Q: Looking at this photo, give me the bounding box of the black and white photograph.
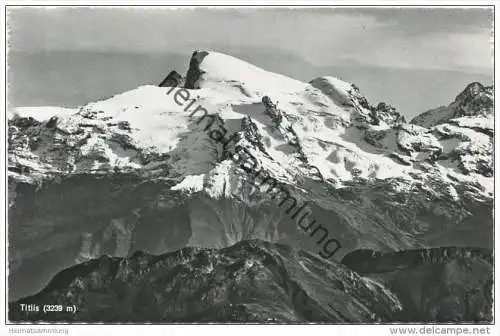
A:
[2,3,496,332]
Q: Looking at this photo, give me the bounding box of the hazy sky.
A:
[7,7,494,117]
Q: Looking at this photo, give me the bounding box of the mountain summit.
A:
[411,82,493,129]
[7,51,493,321]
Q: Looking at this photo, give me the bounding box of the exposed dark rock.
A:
[411,82,494,128]
[45,116,58,128]
[261,96,321,179]
[262,95,283,124]
[240,116,268,157]
[370,102,405,126]
[8,164,31,175]
[184,51,210,89]
[7,240,403,322]
[388,152,412,166]
[342,247,493,322]
[117,120,131,132]
[364,129,390,148]
[348,84,371,110]
[7,173,188,301]
[10,116,41,128]
[453,82,493,118]
[159,70,184,88]
[9,241,493,323]
[342,246,492,273]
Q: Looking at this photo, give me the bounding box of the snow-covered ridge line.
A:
[8,50,493,196]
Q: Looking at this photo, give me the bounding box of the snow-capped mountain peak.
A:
[8,51,493,302]
[185,50,308,96]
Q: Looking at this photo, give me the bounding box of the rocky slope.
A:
[8,240,492,322]
[410,82,493,177]
[411,82,493,129]
[8,50,493,317]
[342,247,493,322]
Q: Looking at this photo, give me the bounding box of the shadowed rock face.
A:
[453,82,494,118]
[159,70,184,88]
[184,50,209,89]
[342,247,493,322]
[371,102,405,126]
[9,241,491,323]
[7,158,492,301]
[8,240,402,322]
[8,174,192,301]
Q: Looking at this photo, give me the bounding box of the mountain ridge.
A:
[7,50,493,311]
[9,240,492,322]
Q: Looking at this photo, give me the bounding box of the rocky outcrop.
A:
[411,82,493,128]
[9,240,404,322]
[396,124,442,160]
[342,246,492,273]
[433,122,493,177]
[370,102,405,126]
[240,115,267,156]
[406,82,493,175]
[159,70,184,88]
[342,247,493,322]
[357,82,494,177]
[453,82,493,118]
[9,241,492,323]
[184,50,209,89]
[261,96,322,180]
[309,76,373,126]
